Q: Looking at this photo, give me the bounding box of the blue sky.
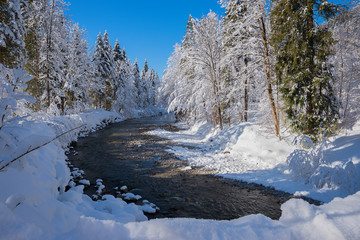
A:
[67,0,224,77]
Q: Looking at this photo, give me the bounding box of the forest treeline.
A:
[1,0,159,130]
[1,0,359,142]
[160,0,360,141]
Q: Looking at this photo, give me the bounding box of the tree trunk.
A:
[259,17,280,138]
[244,77,248,122]
[46,0,55,109]
[36,39,41,111]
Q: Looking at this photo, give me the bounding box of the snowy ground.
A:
[1,111,360,239]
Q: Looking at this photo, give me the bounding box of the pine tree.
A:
[270,0,339,140]
[102,31,115,110]
[112,39,126,112]
[148,68,156,106]
[182,15,194,48]
[92,32,106,108]
[132,59,141,108]
[140,59,149,108]
[113,40,123,62]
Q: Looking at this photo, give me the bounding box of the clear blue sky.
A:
[66,0,224,78]
[66,0,354,78]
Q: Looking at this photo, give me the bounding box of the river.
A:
[67,114,304,220]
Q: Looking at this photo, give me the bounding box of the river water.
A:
[68,114,304,220]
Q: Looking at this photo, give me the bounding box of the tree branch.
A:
[0,124,86,171]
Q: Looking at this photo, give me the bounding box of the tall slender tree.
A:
[102,31,115,110]
[92,32,106,108]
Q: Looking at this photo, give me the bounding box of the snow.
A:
[55,193,360,240]
[1,111,360,239]
[122,193,142,201]
[151,120,360,203]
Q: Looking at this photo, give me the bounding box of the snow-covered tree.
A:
[159,43,184,110]
[102,31,115,110]
[0,0,27,68]
[35,0,71,114]
[121,56,138,115]
[221,0,280,136]
[92,32,107,109]
[221,0,253,123]
[0,66,33,129]
[190,11,223,128]
[132,59,141,108]
[147,68,157,106]
[270,0,340,141]
[112,39,124,112]
[164,12,223,128]
[139,59,150,108]
[0,0,33,129]
[24,0,45,111]
[327,4,360,128]
[65,23,91,113]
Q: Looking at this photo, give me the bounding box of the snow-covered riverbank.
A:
[151,121,360,203]
[1,111,360,239]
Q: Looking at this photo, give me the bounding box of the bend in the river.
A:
[67,114,318,220]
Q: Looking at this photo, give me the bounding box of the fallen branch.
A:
[0,124,86,171]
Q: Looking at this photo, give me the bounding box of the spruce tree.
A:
[132,59,141,107]
[270,0,339,141]
[113,40,123,62]
[182,15,194,48]
[140,59,149,107]
[112,39,126,112]
[102,31,115,110]
[92,32,106,108]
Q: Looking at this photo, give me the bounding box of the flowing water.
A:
[67,114,315,220]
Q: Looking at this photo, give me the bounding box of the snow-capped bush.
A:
[0,64,33,129]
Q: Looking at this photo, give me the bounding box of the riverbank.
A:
[151,120,360,203]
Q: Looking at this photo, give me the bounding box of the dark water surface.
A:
[68,115,300,220]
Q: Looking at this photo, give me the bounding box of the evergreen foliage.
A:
[270,0,340,140]
[0,0,27,68]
